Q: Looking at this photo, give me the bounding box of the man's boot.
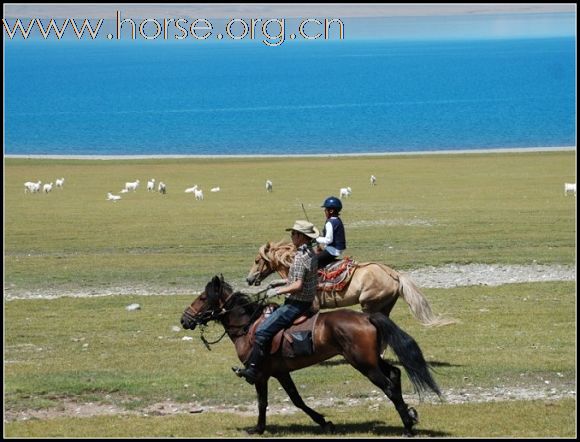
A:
[233,343,266,385]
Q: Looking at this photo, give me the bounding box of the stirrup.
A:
[232,366,257,384]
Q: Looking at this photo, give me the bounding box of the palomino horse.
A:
[246,241,456,327]
[181,275,441,436]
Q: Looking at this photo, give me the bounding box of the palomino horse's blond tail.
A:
[397,272,458,327]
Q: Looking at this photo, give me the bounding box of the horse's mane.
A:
[259,240,295,268]
[206,276,269,318]
[214,282,265,317]
[229,290,258,314]
[205,278,235,307]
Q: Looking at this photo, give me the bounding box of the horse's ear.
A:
[219,273,224,283]
[212,275,221,292]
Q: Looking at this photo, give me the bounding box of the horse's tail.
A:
[397,272,458,327]
[369,313,441,398]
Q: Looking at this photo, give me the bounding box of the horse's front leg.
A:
[246,378,268,435]
[276,372,334,433]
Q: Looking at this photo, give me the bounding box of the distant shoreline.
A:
[4,146,575,160]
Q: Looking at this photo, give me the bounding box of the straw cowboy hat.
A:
[285,220,320,239]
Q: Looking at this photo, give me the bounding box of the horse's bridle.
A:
[183,290,231,327]
[182,303,215,327]
[250,257,275,285]
[185,285,269,327]
[182,290,233,349]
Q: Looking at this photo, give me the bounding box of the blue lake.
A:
[4,38,576,156]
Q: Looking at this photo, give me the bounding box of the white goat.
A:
[564,182,576,196]
[107,192,122,201]
[339,186,352,198]
[185,185,198,193]
[147,178,156,192]
[24,180,41,193]
[43,182,54,193]
[158,181,166,194]
[124,179,140,192]
[55,177,65,188]
[194,188,204,200]
[210,186,220,192]
[266,180,273,192]
[370,175,377,186]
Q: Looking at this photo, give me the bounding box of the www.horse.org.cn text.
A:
[3,12,345,46]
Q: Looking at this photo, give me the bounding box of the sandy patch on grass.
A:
[4,380,576,423]
[4,263,575,301]
[406,263,576,288]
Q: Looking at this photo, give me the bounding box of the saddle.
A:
[317,257,357,292]
[247,304,319,359]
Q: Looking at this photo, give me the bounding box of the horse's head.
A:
[181,274,232,330]
[246,242,277,286]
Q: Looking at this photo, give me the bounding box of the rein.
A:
[199,326,228,350]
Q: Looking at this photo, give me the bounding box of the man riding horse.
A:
[236,220,320,384]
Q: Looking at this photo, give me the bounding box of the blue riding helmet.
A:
[321,196,342,211]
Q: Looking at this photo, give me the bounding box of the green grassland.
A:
[4,151,576,294]
[3,151,577,437]
[4,282,576,437]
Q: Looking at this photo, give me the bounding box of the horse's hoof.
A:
[402,428,415,437]
[408,407,419,425]
[323,421,335,434]
[245,426,265,435]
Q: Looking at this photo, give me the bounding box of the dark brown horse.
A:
[181,275,441,436]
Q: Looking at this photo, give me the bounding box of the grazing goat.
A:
[24,181,41,193]
[210,186,220,192]
[124,179,140,192]
[564,182,576,196]
[185,185,198,193]
[266,180,273,192]
[107,192,122,201]
[158,182,166,194]
[43,182,54,193]
[55,177,65,188]
[194,188,204,200]
[147,178,156,192]
[370,175,377,186]
[339,186,352,198]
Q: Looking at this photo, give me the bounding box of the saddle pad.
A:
[246,306,319,358]
[279,312,319,358]
[317,257,357,293]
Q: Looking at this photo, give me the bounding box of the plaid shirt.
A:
[287,243,318,303]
